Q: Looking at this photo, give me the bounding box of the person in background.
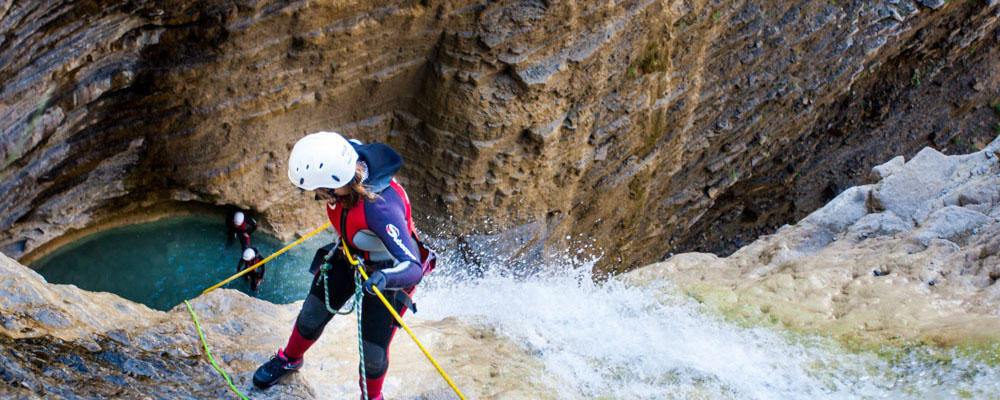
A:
[237,247,265,292]
[227,209,257,249]
[252,131,435,400]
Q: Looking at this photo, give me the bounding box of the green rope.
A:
[319,253,369,399]
[354,269,368,400]
[320,257,356,316]
[184,300,249,400]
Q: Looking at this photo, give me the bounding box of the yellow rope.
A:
[341,240,468,400]
[202,222,332,294]
[197,221,466,399]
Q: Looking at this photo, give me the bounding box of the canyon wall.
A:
[631,135,1000,347]
[2,0,999,271]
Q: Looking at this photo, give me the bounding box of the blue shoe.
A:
[253,350,302,389]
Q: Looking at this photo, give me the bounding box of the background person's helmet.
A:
[287,131,358,190]
[233,211,245,226]
[242,248,257,261]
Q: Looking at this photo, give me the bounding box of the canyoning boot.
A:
[253,350,303,388]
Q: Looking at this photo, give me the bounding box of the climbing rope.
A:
[316,252,369,399]
[192,221,466,400]
[184,300,249,400]
[318,251,357,316]
[192,221,330,399]
[340,240,468,400]
[354,270,368,400]
[202,222,332,294]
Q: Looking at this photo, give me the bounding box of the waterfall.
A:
[419,252,1000,399]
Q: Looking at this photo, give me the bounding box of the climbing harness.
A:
[184,300,249,400]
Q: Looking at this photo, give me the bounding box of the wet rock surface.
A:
[1,1,998,272]
[0,252,545,399]
[630,135,1000,346]
[5,1,1000,397]
[1,335,229,399]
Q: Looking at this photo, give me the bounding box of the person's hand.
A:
[363,271,387,295]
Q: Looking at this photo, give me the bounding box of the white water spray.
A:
[417,250,1000,400]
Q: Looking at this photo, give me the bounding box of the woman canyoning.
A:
[252,131,435,400]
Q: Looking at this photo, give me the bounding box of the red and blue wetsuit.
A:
[327,178,424,289]
[281,141,429,400]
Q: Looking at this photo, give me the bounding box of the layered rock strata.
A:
[2,0,999,272]
[630,135,1000,346]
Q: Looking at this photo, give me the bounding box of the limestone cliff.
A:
[631,135,1000,347]
[2,0,1000,272]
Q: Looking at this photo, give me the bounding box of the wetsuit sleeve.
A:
[365,192,423,290]
[247,217,258,236]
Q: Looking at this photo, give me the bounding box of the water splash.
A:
[418,248,1000,400]
[27,216,1000,398]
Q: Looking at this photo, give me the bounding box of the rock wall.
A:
[631,135,1000,346]
[2,0,999,271]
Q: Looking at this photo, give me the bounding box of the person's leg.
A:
[255,266,266,290]
[238,260,254,287]
[249,267,263,291]
[284,256,356,359]
[236,232,245,249]
[358,286,415,399]
[254,251,357,389]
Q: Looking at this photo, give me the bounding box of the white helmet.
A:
[242,248,257,261]
[287,131,358,190]
[233,211,245,226]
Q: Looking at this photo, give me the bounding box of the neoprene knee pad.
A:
[361,340,388,378]
[295,294,333,340]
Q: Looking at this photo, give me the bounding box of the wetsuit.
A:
[227,211,257,249]
[282,141,431,399]
[237,252,265,291]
